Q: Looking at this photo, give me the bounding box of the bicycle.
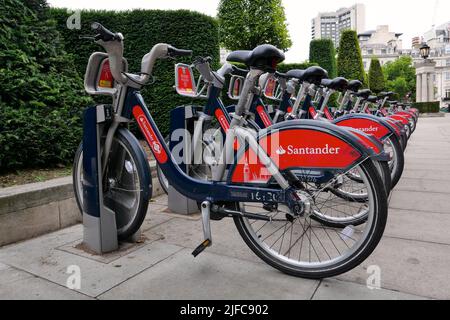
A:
[73,23,389,279]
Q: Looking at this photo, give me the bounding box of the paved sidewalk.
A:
[1,115,449,300]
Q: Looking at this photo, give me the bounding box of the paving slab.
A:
[0,226,183,297]
[145,216,264,265]
[385,209,450,245]
[0,262,92,300]
[389,190,449,214]
[336,236,450,299]
[98,248,319,300]
[313,279,427,300]
[394,177,450,193]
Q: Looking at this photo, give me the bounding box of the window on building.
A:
[446,72,450,81]
[368,49,374,55]
[381,49,387,55]
[445,89,450,99]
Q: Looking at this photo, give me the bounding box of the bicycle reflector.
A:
[98,59,114,89]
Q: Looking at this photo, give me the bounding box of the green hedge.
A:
[0,0,91,171]
[309,39,337,78]
[412,101,440,113]
[49,8,220,135]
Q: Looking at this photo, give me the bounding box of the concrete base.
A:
[167,185,199,215]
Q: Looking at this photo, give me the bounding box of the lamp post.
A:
[420,43,431,60]
[415,42,435,103]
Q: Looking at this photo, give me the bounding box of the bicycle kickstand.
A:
[192,201,212,257]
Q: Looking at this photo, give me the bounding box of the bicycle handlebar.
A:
[168,46,193,57]
[91,22,122,42]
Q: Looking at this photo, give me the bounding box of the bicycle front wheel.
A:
[73,129,151,240]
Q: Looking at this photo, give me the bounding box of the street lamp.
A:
[420,42,431,60]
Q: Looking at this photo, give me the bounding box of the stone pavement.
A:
[0,115,449,300]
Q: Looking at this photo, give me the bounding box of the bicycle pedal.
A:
[192,239,211,257]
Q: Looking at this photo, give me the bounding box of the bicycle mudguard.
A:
[333,114,394,142]
[229,120,377,184]
[389,114,410,125]
[395,111,414,119]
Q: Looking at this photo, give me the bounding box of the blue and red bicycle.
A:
[73,23,389,279]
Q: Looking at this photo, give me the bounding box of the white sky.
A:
[48,0,449,63]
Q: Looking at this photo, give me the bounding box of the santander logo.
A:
[356,126,379,133]
[276,144,341,156]
[275,146,287,155]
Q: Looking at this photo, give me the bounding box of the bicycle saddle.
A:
[285,69,306,81]
[354,89,372,99]
[227,44,285,72]
[321,77,348,92]
[274,71,289,79]
[378,91,395,98]
[387,100,398,105]
[302,66,329,85]
[366,95,379,103]
[347,80,363,92]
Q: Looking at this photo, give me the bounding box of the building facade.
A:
[311,4,366,48]
[418,22,450,106]
[358,25,404,71]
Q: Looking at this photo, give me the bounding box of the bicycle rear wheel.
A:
[232,158,388,279]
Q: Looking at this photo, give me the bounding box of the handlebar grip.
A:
[91,22,119,42]
[168,46,193,57]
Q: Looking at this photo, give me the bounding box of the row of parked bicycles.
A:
[73,23,418,279]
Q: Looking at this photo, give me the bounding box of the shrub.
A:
[368,58,386,94]
[49,8,220,136]
[309,39,337,78]
[0,0,91,171]
[337,30,366,84]
[411,102,440,113]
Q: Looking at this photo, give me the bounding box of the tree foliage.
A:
[50,8,220,136]
[218,0,292,51]
[368,58,385,93]
[0,0,91,171]
[337,30,366,84]
[383,56,416,101]
[309,39,337,78]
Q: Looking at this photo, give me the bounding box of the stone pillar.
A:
[415,59,437,103]
[428,73,435,101]
[422,73,429,102]
[416,73,422,102]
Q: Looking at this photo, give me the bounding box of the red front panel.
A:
[264,78,277,98]
[98,60,114,88]
[215,108,230,133]
[309,107,318,119]
[324,107,334,120]
[176,65,195,95]
[231,129,361,184]
[133,106,168,164]
[335,118,390,141]
[256,105,272,128]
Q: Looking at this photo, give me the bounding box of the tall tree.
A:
[309,39,337,78]
[368,58,386,93]
[337,30,366,84]
[383,56,416,101]
[218,0,292,51]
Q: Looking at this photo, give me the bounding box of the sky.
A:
[47,0,450,63]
